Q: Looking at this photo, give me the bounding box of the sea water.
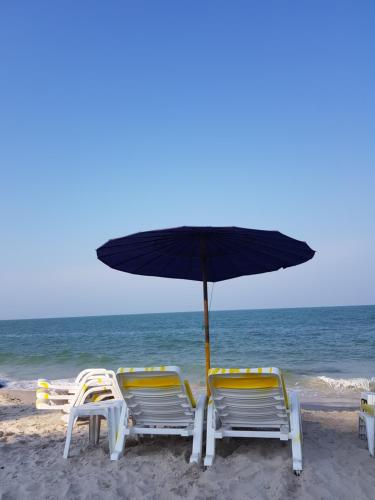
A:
[0,305,374,404]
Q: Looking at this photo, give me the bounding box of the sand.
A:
[0,390,374,500]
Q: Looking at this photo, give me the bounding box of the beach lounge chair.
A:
[204,367,303,475]
[359,391,375,456]
[36,369,122,414]
[110,366,206,464]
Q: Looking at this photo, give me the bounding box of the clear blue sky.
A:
[0,1,374,320]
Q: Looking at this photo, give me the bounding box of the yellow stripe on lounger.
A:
[121,375,181,389]
[211,374,280,390]
[38,381,50,388]
[121,374,196,408]
[184,380,196,408]
[280,375,289,409]
[361,403,375,416]
[36,392,49,400]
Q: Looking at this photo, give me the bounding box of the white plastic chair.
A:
[37,368,100,392]
[63,399,125,458]
[204,367,303,475]
[111,366,206,463]
[36,369,122,414]
[359,391,375,456]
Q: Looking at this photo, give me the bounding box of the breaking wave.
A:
[316,376,375,392]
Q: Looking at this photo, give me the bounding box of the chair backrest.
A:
[72,369,122,406]
[36,369,122,409]
[116,366,196,426]
[208,367,289,429]
[74,368,116,385]
[37,368,119,390]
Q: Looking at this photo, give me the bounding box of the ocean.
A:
[1,305,374,403]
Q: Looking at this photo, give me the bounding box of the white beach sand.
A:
[1,390,374,500]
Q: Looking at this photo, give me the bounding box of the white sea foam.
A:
[316,376,375,392]
[2,377,75,391]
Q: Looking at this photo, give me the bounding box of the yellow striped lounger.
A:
[204,367,303,475]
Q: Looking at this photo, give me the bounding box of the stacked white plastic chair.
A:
[63,397,125,459]
[359,391,375,456]
[36,368,122,414]
[62,370,126,458]
[37,368,101,394]
[110,366,206,463]
[204,367,303,475]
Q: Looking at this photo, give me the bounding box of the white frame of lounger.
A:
[359,391,375,457]
[204,367,303,475]
[111,366,206,464]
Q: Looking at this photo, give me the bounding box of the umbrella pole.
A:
[203,274,211,397]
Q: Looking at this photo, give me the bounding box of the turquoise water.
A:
[0,305,374,397]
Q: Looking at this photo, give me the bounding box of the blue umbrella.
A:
[97,226,315,392]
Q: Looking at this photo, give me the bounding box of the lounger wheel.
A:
[294,470,302,476]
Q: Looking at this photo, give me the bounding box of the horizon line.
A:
[1,302,374,322]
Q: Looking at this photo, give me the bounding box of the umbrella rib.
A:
[131,237,199,276]
[234,231,312,256]
[99,233,183,254]
[99,235,196,261]
[214,232,313,265]
[108,237,200,274]
[209,233,283,271]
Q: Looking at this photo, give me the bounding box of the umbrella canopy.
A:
[97,226,315,392]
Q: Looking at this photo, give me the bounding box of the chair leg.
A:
[95,416,101,444]
[89,416,96,445]
[63,413,77,459]
[113,402,123,447]
[364,414,375,456]
[110,403,128,461]
[359,414,367,439]
[190,394,207,464]
[89,415,101,445]
[289,391,303,474]
[204,402,216,467]
[107,407,118,455]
